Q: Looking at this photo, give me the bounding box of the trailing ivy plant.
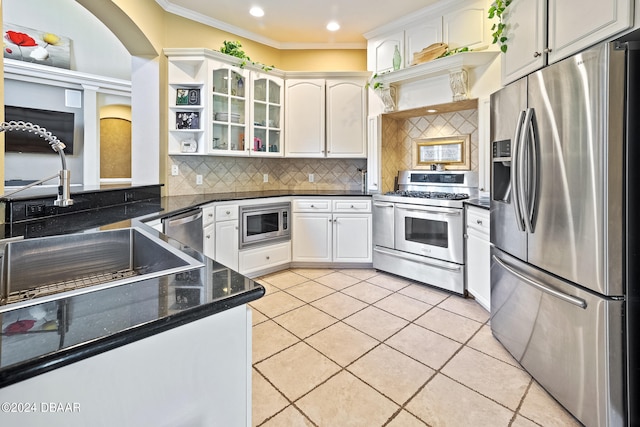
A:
[488,0,511,53]
[219,40,274,71]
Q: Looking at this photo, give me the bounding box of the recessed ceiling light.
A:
[249,6,264,17]
[326,21,340,31]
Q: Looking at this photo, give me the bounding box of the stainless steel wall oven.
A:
[239,202,290,248]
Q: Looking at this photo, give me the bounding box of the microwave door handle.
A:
[492,254,587,308]
[511,110,526,232]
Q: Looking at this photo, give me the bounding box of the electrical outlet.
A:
[263,173,268,183]
[309,173,314,183]
[171,165,179,176]
[196,174,203,185]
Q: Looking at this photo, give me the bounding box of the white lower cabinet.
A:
[332,214,372,263]
[292,198,372,264]
[203,222,215,259]
[239,241,291,277]
[216,219,239,271]
[465,205,490,311]
[292,213,333,262]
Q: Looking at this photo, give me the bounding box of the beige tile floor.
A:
[249,268,583,427]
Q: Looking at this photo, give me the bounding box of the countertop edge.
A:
[0,285,265,389]
[464,199,490,210]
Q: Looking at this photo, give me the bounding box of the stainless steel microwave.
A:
[239,202,290,248]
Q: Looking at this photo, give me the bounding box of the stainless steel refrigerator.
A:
[490,39,640,427]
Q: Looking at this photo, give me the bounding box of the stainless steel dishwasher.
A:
[162,208,203,252]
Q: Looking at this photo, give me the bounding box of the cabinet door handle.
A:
[226,210,230,215]
[350,205,355,208]
[543,47,553,53]
[206,235,211,239]
[533,51,542,58]
[476,219,483,225]
[266,256,270,260]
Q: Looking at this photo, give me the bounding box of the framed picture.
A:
[412,135,471,170]
[176,89,189,105]
[176,111,200,130]
[176,88,200,105]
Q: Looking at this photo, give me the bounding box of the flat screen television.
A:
[3,105,75,155]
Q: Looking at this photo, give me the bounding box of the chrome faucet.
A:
[0,120,74,207]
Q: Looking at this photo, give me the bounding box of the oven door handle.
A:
[397,207,461,217]
[374,247,462,272]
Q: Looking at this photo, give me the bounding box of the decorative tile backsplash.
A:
[167,108,477,196]
[167,156,367,195]
[380,108,478,193]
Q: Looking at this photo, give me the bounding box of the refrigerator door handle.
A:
[511,110,526,232]
[521,108,538,233]
[492,254,588,309]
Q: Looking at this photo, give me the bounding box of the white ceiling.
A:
[156,0,442,49]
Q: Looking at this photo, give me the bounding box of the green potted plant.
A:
[488,0,511,53]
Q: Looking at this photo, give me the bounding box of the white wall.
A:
[3,0,133,185]
[3,0,131,80]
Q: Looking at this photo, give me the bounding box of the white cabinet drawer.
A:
[293,199,331,212]
[215,204,238,221]
[466,206,490,236]
[239,241,291,275]
[332,199,371,213]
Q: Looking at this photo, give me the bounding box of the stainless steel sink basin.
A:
[0,227,204,311]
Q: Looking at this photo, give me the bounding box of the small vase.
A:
[393,45,401,71]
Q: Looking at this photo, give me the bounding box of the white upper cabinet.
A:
[249,72,284,156]
[326,80,367,158]
[547,0,632,64]
[502,0,633,85]
[405,18,442,67]
[284,79,326,157]
[501,0,547,85]
[368,31,404,74]
[443,3,488,49]
[285,77,368,158]
[366,0,491,74]
[165,49,287,158]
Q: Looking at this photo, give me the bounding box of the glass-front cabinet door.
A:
[250,73,283,157]
[210,62,250,155]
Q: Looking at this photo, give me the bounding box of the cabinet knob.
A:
[350,205,355,208]
[477,220,483,225]
[533,52,542,58]
[235,226,238,230]
[310,204,315,208]
[208,213,213,217]
[226,210,230,215]
[543,47,553,53]
[266,256,270,260]
[206,235,211,239]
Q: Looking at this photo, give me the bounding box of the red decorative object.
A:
[6,30,37,47]
[4,319,36,335]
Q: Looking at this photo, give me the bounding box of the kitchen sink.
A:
[0,227,204,311]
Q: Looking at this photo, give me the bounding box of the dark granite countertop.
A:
[0,188,369,388]
[0,251,264,388]
[464,197,490,210]
[155,189,371,219]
